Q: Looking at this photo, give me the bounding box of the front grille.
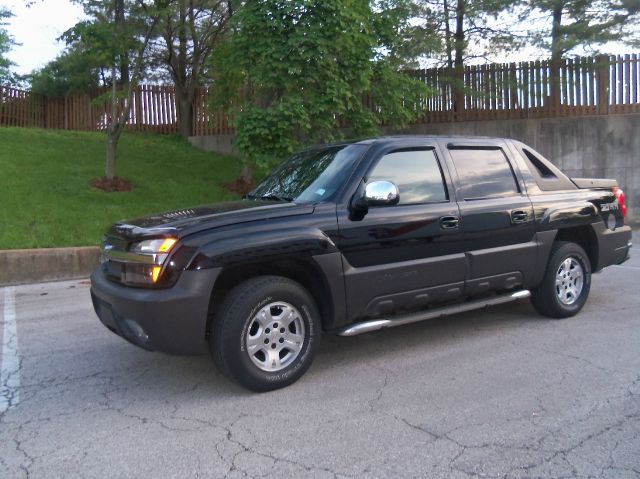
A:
[103,234,128,251]
[101,235,128,284]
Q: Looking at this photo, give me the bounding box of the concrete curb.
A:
[0,247,100,287]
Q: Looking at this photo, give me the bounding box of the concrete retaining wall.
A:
[188,134,237,155]
[0,247,100,286]
[191,113,640,220]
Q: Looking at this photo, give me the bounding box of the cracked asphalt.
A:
[1,252,639,478]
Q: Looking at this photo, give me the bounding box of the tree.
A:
[68,0,163,182]
[151,0,234,138]
[214,0,427,183]
[524,0,639,61]
[414,0,521,68]
[0,7,16,84]
[409,0,521,113]
[521,0,640,105]
[29,45,104,97]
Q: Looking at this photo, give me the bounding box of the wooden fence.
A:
[413,54,640,122]
[1,54,639,134]
[0,83,237,135]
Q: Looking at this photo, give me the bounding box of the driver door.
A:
[335,144,466,321]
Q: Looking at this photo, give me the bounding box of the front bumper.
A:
[90,267,222,355]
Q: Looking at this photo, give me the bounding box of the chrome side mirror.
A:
[364,180,400,206]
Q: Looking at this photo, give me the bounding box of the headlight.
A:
[125,237,178,285]
[100,236,179,287]
[130,238,177,255]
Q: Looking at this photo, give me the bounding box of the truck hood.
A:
[108,200,315,241]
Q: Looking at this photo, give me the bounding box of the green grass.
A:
[0,127,243,249]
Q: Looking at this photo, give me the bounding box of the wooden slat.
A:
[618,55,624,107]
[625,53,631,105]
[611,56,617,106]
[633,54,638,105]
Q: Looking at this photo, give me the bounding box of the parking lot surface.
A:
[1,248,639,478]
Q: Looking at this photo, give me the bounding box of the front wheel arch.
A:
[205,257,335,338]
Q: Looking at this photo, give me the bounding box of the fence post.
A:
[453,65,465,121]
[596,54,610,115]
[135,86,142,130]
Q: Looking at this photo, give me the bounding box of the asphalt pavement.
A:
[1,247,639,478]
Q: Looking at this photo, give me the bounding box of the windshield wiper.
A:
[243,193,293,202]
[259,194,294,202]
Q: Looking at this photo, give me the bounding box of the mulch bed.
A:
[223,178,254,195]
[89,177,134,192]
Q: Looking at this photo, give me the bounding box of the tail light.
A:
[612,186,627,219]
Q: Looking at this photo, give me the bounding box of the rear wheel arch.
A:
[553,225,599,272]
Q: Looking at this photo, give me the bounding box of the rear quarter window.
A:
[517,146,577,192]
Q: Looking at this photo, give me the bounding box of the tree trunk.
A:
[115,0,129,88]
[550,3,563,108]
[452,0,466,117]
[178,94,194,138]
[443,0,453,69]
[106,135,117,180]
[107,63,118,179]
[453,0,465,68]
[241,164,253,184]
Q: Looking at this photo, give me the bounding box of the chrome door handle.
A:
[511,210,528,223]
[440,215,460,230]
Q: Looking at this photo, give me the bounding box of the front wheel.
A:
[530,241,592,319]
[210,276,321,392]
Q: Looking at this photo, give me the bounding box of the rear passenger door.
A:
[442,140,537,294]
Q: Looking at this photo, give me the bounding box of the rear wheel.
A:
[531,241,591,318]
[210,276,321,392]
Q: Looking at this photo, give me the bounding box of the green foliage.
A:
[370,59,427,128]
[65,1,157,79]
[30,46,103,97]
[0,7,16,84]
[414,0,522,67]
[0,128,242,249]
[214,0,427,172]
[522,0,640,58]
[234,99,310,171]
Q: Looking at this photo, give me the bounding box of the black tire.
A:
[530,241,592,319]
[210,275,321,392]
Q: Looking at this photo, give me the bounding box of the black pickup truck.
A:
[91,136,632,391]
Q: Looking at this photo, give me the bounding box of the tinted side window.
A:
[449,148,519,200]
[369,149,448,205]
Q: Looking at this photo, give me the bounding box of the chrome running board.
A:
[337,290,531,337]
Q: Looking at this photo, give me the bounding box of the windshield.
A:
[248,144,368,203]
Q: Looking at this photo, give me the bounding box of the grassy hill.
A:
[0,128,243,249]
